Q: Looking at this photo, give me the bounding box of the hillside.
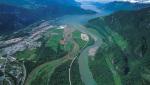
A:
[0,0,80,9]
[0,4,39,35]
[0,0,94,36]
[95,1,150,12]
[87,7,150,85]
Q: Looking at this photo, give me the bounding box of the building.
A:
[81,33,89,41]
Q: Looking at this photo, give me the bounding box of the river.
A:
[70,24,102,85]
[58,13,108,85]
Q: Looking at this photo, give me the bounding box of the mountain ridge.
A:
[95,1,150,12]
[0,0,94,35]
[86,7,150,85]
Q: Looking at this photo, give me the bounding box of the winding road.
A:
[70,23,103,85]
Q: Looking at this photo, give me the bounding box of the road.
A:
[23,22,103,85]
[68,40,88,85]
[68,41,79,85]
[69,23,103,85]
[25,38,80,85]
[69,56,77,85]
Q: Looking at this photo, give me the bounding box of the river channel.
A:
[59,13,107,85]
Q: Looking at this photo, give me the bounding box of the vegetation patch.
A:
[25,58,65,85]
[15,49,36,61]
[87,7,150,85]
[48,61,70,85]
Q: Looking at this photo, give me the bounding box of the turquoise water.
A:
[59,12,109,85]
[71,24,102,85]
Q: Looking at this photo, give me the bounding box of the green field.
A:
[72,31,88,49]
[72,31,86,48]
[15,49,36,61]
[46,28,74,52]
[25,57,66,85]
[46,29,64,51]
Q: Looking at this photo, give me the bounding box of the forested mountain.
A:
[87,7,150,85]
[0,0,94,35]
[94,1,150,12]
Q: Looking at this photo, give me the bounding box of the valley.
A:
[0,19,98,85]
[0,0,150,85]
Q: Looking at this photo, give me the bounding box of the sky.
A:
[76,0,150,3]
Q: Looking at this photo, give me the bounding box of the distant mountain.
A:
[35,0,94,19]
[0,0,80,9]
[0,4,39,35]
[94,1,150,12]
[0,0,94,35]
[87,7,150,85]
[121,0,150,3]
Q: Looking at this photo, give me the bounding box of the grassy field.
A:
[46,28,74,52]
[46,29,64,51]
[73,31,94,49]
[15,49,36,61]
[25,57,67,85]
